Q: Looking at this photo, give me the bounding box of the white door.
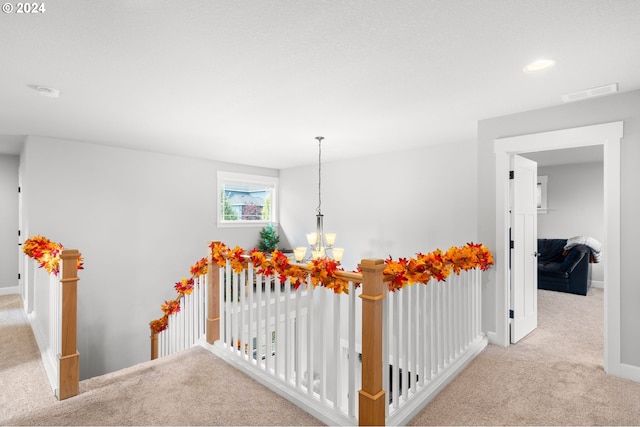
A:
[509,155,538,343]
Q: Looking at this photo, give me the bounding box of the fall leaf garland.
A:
[150,241,494,333]
[385,242,494,292]
[149,258,209,334]
[209,241,493,293]
[23,235,84,275]
[211,242,349,293]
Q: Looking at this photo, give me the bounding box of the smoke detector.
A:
[29,85,60,98]
[561,83,618,103]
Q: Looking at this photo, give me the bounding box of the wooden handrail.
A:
[58,249,81,400]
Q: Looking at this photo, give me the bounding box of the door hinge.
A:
[18,273,21,280]
[18,186,21,193]
[509,170,514,179]
[509,310,514,319]
[510,240,514,249]
[18,230,21,236]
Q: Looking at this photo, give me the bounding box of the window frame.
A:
[217,171,279,227]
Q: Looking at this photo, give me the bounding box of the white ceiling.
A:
[1,0,639,169]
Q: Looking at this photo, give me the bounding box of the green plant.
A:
[257,224,280,252]
[221,191,238,221]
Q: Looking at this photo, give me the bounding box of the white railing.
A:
[383,269,485,426]
[25,250,81,400]
[156,275,208,358]
[27,259,62,397]
[209,260,362,425]
[204,260,486,426]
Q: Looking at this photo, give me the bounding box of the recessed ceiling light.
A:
[523,59,556,73]
[29,85,60,98]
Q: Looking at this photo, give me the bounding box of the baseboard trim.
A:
[591,280,604,289]
[0,286,19,296]
[619,362,640,383]
[486,330,504,346]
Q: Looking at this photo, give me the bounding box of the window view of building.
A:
[218,172,277,224]
[222,185,272,221]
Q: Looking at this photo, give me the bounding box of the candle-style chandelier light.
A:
[294,137,344,263]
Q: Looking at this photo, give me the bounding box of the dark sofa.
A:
[537,238,591,295]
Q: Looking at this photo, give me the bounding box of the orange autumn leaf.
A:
[149,315,169,333]
[161,299,181,316]
[189,257,208,277]
[174,278,194,295]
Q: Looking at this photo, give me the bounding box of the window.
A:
[537,175,548,213]
[217,171,278,226]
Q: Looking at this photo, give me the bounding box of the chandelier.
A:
[293,137,344,263]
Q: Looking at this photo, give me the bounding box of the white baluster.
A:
[418,283,426,386]
[401,287,409,403]
[333,289,341,411]
[410,284,418,396]
[306,283,314,396]
[348,281,357,418]
[391,291,399,409]
[248,269,255,364]
[319,286,327,403]
[265,274,272,372]
[225,261,232,350]
[284,278,292,383]
[240,269,246,358]
[295,284,302,390]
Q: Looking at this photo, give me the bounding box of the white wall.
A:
[280,141,478,271]
[0,154,19,291]
[478,89,640,368]
[537,162,604,284]
[21,136,278,380]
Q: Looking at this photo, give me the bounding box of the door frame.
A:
[494,121,622,377]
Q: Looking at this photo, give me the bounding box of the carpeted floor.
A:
[2,288,640,426]
[409,287,640,426]
[0,294,322,426]
[0,294,58,422]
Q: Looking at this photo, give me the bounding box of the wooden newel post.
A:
[358,259,387,426]
[150,329,158,360]
[59,249,81,400]
[206,242,221,345]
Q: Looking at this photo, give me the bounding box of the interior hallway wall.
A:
[0,154,19,291]
[21,136,278,380]
[279,140,478,271]
[478,89,640,369]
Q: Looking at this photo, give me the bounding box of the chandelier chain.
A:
[316,136,323,215]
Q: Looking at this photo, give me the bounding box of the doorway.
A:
[494,121,623,378]
[519,148,604,363]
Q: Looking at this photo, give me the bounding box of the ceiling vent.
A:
[561,83,618,103]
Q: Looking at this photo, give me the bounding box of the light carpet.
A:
[0,294,322,426]
[409,287,640,426]
[2,288,640,425]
